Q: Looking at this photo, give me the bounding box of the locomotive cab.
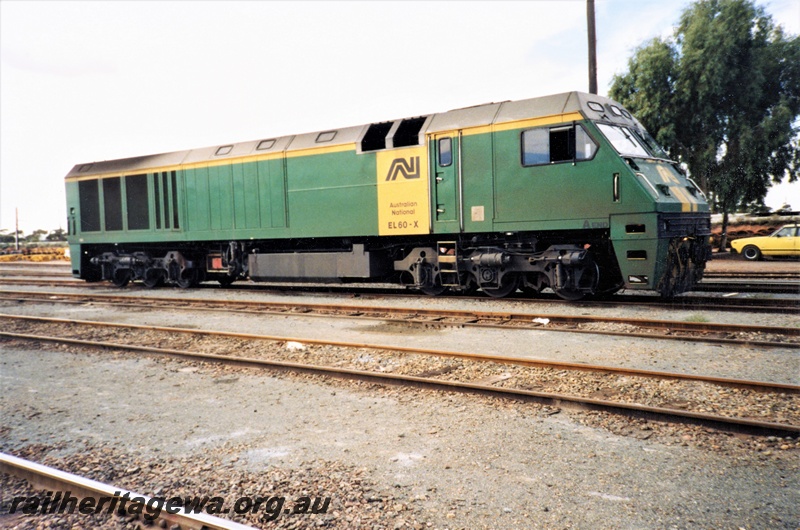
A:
[590,118,711,296]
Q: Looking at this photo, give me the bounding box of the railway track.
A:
[703,271,800,281]
[614,293,799,313]
[0,453,255,530]
[694,279,799,294]
[3,262,798,282]
[0,277,797,314]
[2,258,798,296]
[0,278,88,286]
[0,270,74,278]
[0,290,796,348]
[0,314,797,437]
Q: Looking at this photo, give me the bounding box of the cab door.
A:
[431,132,461,232]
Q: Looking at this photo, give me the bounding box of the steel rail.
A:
[0,279,88,286]
[1,260,796,278]
[0,262,70,266]
[694,280,799,294]
[1,276,798,312]
[0,453,256,530]
[0,290,797,349]
[1,330,797,437]
[646,295,799,314]
[0,271,73,278]
[0,314,797,394]
[704,272,800,280]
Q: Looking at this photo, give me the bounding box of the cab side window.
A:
[521,124,597,166]
[438,138,452,167]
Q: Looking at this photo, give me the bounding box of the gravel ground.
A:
[1,300,797,387]
[1,320,798,426]
[1,347,798,530]
[2,256,799,329]
[1,275,798,330]
[704,253,799,273]
[0,260,798,529]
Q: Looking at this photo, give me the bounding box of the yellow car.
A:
[730,223,799,260]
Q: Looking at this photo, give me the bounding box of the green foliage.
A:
[45,228,67,241]
[24,229,48,243]
[0,228,67,244]
[742,200,772,216]
[610,0,800,214]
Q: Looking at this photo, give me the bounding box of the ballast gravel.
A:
[1,320,798,426]
[1,299,798,386]
[1,346,798,529]
[1,258,798,529]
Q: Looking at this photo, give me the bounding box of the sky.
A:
[1,0,799,234]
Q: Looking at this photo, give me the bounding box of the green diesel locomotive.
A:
[65,91,711,300]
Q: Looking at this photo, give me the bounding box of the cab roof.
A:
[66,91,640,180]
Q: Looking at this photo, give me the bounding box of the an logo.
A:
[385,157,420,181]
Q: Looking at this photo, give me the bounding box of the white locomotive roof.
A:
[66,91,638,179]
[425,102,504,133]
[287,124,366,151]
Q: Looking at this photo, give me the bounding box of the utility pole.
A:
[15,208,20,251]
[587,0,598,94]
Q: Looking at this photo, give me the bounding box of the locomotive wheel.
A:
[589,277,624,299]
[482,274,519,298]
[420,275,447,296]
[217,276,236,287]
[552,262,599,301]
[175,268,199,289]
[552,287,585,301]
[142,270,164,289]
[742,245,762,261]
[110,269,131,288]
[590,252,624,299]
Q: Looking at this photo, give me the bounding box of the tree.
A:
[0,229,24,244]
[0,229,14,244]
[24,229,47,243]
[610,0,800,250]
[45,228,67,241]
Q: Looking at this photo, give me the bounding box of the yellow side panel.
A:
[376,147,430,236]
